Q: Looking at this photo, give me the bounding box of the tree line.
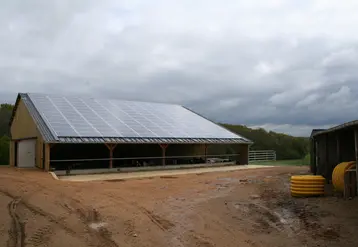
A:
[0,104,13,164]
[221,124,309,160]
[0,103,309,165]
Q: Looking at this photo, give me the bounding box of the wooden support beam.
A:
[344,170,357,199]
[45,144,51,171]
[314,140,320,175]
[204,144,208,163]
[109,148,113,169]
[238,145,249,165]
[105,144,117,169]
[354,129,358,195]
[325,134,329,183]
[311,138,316,174]
[336,135,340,165]
[159,144,168,166]
[9,141,15,167]
[310,138,314,173]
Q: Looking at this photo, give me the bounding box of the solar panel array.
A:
[28,93,244,140]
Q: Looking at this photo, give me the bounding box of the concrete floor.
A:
[56,165,273,182]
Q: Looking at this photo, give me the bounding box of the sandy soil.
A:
[0,166,358,247]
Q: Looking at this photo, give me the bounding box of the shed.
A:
[310,121,358,188]
[9,93,252,171]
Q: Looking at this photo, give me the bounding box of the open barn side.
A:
[49,143,249,171]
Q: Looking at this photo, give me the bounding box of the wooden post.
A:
[9,141,15,167]
[354,129,358,194]
[204,144,208,163]
[109,147,113,169]
[105,144,117,169]
[311,138,315,174]
[325,134,329,182]
[315,140,319,175]
[45,144,51,171]
[237,144,249,165]
[336,135,340,165]
[310,138,315,173]
[159,144,168,166]
[344,170,357,199]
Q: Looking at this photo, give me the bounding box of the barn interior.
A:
[49,143,249,171]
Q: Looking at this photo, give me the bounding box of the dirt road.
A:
[0,166,357,247]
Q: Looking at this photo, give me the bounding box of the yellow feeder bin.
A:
[332,161,356,192]
[290,175,325,197]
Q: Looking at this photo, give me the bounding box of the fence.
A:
[249,150,276,163]
[51,150,276,171]
[50,153,242,171]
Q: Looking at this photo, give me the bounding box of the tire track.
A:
[7,198,24,247]
[0,190,76,241]
[26,225,53,247]
[140,207,175,231]
[60,200,119,247]
[104,192,175,232]
[1,189,121,247]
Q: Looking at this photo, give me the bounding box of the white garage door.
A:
[17,139,36,168]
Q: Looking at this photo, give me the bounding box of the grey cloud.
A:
[1,1,358,137]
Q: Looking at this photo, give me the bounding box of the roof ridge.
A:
[27,92,181,107]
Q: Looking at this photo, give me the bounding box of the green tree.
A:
[0,104,13,165]
[0,135,10,165]
[220,124,309,160]
[0,104,13,136]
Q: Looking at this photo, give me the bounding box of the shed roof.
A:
[310,129,326,138]
[10,93,252,144]
[311,120,358,138]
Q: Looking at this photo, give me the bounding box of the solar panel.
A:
[28,93,244,140]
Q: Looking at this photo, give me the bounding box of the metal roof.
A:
[10,93,57,142]
[57,137,249,144]
[310,129,326,138]
[21,93,57,141]
[312,120,358,137]
[12,93,252,145]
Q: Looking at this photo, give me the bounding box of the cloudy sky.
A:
[1,0,358,136]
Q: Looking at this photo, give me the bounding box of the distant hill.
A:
[221,124,309,160]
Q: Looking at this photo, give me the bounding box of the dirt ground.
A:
[0,166,358,247]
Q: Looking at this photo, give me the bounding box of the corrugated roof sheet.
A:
[312,120,358,137]
[56,137,249,144]
[20,93,57,142]
[15,93,252,145]
[310,129,326,138]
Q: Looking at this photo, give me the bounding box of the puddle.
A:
[105,179,126,182]
[159,176,178,179]
[89,222,107,230]
[217,177,233,181]
[217,177,260,184]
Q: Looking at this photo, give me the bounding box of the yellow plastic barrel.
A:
[332,161,356,192]
[290,175,325,197]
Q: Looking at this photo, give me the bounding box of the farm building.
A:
[9,93,252,172]
[310,121,358,185]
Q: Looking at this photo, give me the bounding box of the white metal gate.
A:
[17,139,36,168]
[249,150,276,163]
